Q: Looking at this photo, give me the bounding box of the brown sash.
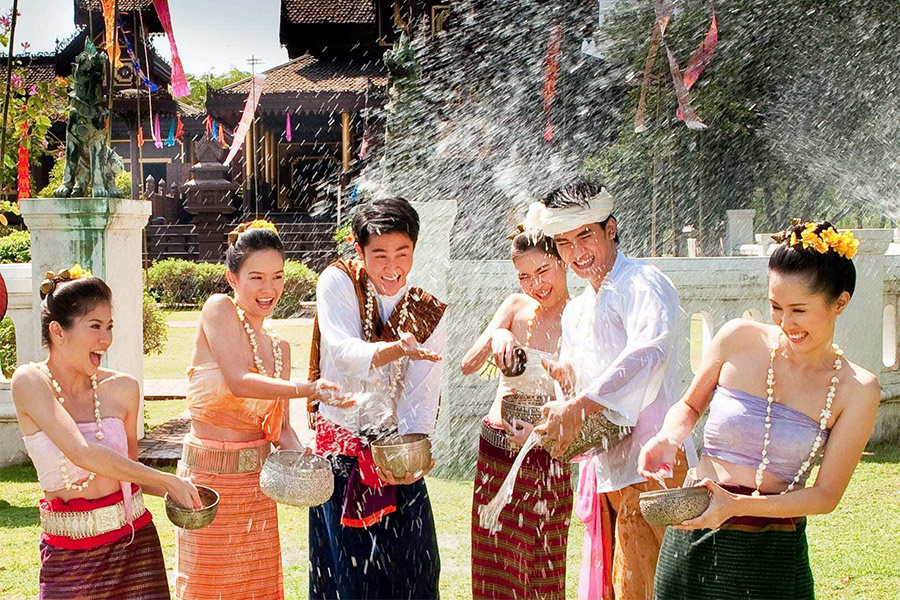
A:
[307,258,447,415]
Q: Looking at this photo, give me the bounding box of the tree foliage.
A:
[181,68,251,109]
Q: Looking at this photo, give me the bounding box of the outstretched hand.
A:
[314,379,356,409]
[400,332,441,362]
[541,357,575,399]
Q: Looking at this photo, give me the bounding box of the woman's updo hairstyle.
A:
[40,268,112,347]
[510,229,561,261]
[768,220,857,301]
[225,220,285,274]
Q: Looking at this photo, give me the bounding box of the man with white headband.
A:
[528,181,695,600]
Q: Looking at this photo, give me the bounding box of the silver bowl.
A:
[501,393,630,461]
[165,485,219,530]
[639,486,711,527]
[371,433,432,479]
[259,451,334,507]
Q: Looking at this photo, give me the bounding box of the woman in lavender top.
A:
[639,220,880,600]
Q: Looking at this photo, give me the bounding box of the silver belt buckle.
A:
[92,504,121,534]
[238,447,260,472]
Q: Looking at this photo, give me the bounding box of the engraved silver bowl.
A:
[501,393,630,462]
[259,451,334,508]
[639,486,711,527]
[371,433,432,479]
[165,485,219,530]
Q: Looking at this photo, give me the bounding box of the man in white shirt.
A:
[307,197,446,600]
[530,181,694,599]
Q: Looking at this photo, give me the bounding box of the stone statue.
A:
[54,38,124,198]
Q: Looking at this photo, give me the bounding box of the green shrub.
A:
[275,260,318,318]
[144,259,228,306]
[37,160,131,198]
[0,317,16,378]
[142,292,168,355]
[0,230,31,263]
[144,258,317,314]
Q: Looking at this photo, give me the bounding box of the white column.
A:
[21,197,151,437]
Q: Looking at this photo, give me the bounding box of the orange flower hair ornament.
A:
[227,219,279,246]
[40,264,93,299]
[771,219,859,259]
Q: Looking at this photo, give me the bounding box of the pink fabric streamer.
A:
[224,75,266,167]
[666,46,707,129]
[152,0,190,98]
[576,456,612,600]
[153,114,163,149]
[682,14,718,92]
[286,112,292,142]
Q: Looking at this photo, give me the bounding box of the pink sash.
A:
[576,456,613,599]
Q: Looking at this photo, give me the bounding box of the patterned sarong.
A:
[175,437,283,600]
[39,520,169,599]
[472,423,573,600]
[654,484,814,600]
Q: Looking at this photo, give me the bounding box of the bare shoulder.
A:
[501,293,534,315]
[202,293,236,316]
[841,359,880,407]
[11,363,46,394]
[716,318,770,347]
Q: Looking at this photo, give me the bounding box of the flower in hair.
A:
[227,219,279,246]
[40,263,93,299]
[773,220,859,260]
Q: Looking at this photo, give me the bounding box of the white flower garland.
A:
[364,282,410,406]
[234,302,282,379]
[38,363,100,491]
[754,337,842,496]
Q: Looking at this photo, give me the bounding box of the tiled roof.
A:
[0,57,64,88]
[219,54,386,95]
[281,0,377,24]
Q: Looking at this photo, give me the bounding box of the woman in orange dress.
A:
[174,222,349,600]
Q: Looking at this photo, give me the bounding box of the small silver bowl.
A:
[371,433,432,479]
[259,451,334,507]
[165,485,219,530]
[639,486,711,527]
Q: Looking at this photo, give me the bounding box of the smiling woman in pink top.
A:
[12,267,200,600]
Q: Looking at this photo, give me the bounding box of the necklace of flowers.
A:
[37,362,100,491]
[753,336,842,496]
[364,281,411,405]
[233,300,282,379]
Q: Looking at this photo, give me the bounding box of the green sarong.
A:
[654,489,814,600]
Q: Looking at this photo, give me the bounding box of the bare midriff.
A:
[695,455,791,494]
[190,419,266,443]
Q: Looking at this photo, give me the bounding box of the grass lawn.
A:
[143,323,314,380]
[1,444,897,598]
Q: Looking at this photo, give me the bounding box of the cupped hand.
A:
[541,357,575,398]
[314,379,356,408]
[400,332,441,362]
[638,434,679,480]
[671,478,736,531]
[376,458,435,486]
[502,417,535,447]
[168,475,203,510]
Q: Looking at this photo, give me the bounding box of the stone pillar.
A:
[183,138,238,261]
[836,229,893,375]
[725,209,755,255]
[20,197,151,436]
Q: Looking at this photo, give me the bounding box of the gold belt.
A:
[480,420,513,451]
[40,488,146,539]
[181,439,270,474]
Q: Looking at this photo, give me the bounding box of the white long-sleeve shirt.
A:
[315,266,447,436]
[560,251,696,493]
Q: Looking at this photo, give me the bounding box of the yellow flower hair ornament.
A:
[40,263,93,299]
[227,219,279,246]
[772,220,859,260]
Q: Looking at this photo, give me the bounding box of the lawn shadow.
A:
[861,442,900,464]
[0,500,39,527]
[0,463,37,483]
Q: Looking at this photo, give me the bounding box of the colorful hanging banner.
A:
[223,74,266,167]
[541,24,563,142]
[682,15,718,92]
[137,124,145,146]
[99,0,122,67]
[285,112,292,142]
[117,18,158,92]
[218,123,228,149]
[204,115,213,137]
[153,114,163,149]
[211,119,219,141]
[175,114,185,140]
[164,118,176,146]
[16,124,30,201]
[152,0,190,98]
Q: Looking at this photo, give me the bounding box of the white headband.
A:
[523,188,614,236]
